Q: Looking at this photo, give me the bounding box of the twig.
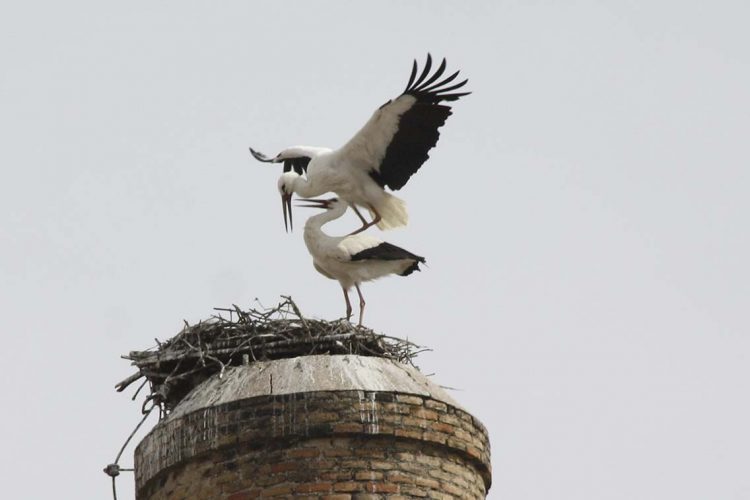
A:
[115,371,143,392]
[280,295,310,335]
[131,379,148,401]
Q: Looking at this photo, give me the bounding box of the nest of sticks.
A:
[115,296,427,414]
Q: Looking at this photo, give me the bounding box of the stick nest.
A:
[116,296,426,414]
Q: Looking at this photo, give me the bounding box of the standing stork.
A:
[298,197,426,326]
[250,54,470,234]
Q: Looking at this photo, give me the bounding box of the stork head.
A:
[277,172,301,233]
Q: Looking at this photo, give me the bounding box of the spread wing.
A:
[335,54,470,191]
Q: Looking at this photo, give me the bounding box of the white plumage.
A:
[299,197,426,325]
[250,54,470,234]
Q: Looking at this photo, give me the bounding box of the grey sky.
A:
[1,1,749,498]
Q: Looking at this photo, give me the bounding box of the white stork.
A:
[298,197,426,326]
[250,54,470,233]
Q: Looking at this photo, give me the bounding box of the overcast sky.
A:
[1,1,749,499]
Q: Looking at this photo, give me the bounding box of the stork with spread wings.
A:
[250,54,470,234]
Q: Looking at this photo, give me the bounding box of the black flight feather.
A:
[414,57,447,91]
[404,59,418,93]
[412,53,433,88]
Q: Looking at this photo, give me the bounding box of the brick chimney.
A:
[134,354,491,499]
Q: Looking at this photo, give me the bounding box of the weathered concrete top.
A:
[168,354,460,419]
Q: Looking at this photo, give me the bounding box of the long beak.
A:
[249,147,280,163]
[282,193,293,232]
[295,198,330,209]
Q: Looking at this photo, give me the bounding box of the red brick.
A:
[438,414,460,425]
[287,448,320,458]
[320,471,354,481]
[269,461,298,473]
[415,476,440,489]
[402,416,429,428]
[370,460,396,470]
[354,471,383,480]
[400,485,428,497]
[294,482,333,493]
[394,428,421,440]
[353,447,386,458]
[365,482,399,493]
[423,431,449,444]
[387,471,415,483]
[323,448,352,457]
[424,400,448,411]
[442,482,465,496]
[411,408,439,420]
[227,490,258,500]
[308,411,339,422]
[261,484,294,497]
[333,423,364,433]
[334,481,362,492]
[430,422,455,434]
[395,395,423,405]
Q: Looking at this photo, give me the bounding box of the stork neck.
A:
[303,203,348,235]
[291,175,324,198]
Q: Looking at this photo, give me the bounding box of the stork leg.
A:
[342,286,353,321]
[350,204,369,225]
[354,283,366,326]
[348,205,382,235]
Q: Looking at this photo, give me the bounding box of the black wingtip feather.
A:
[404,59,418,92]
[434,78,469,95]
[412,54,433,89]
[438,91,472,102]
[420,70,460,94]
[403,56,470,104]
[415,57,447,91]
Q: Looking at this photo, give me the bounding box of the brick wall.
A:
[136,391,491,499]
